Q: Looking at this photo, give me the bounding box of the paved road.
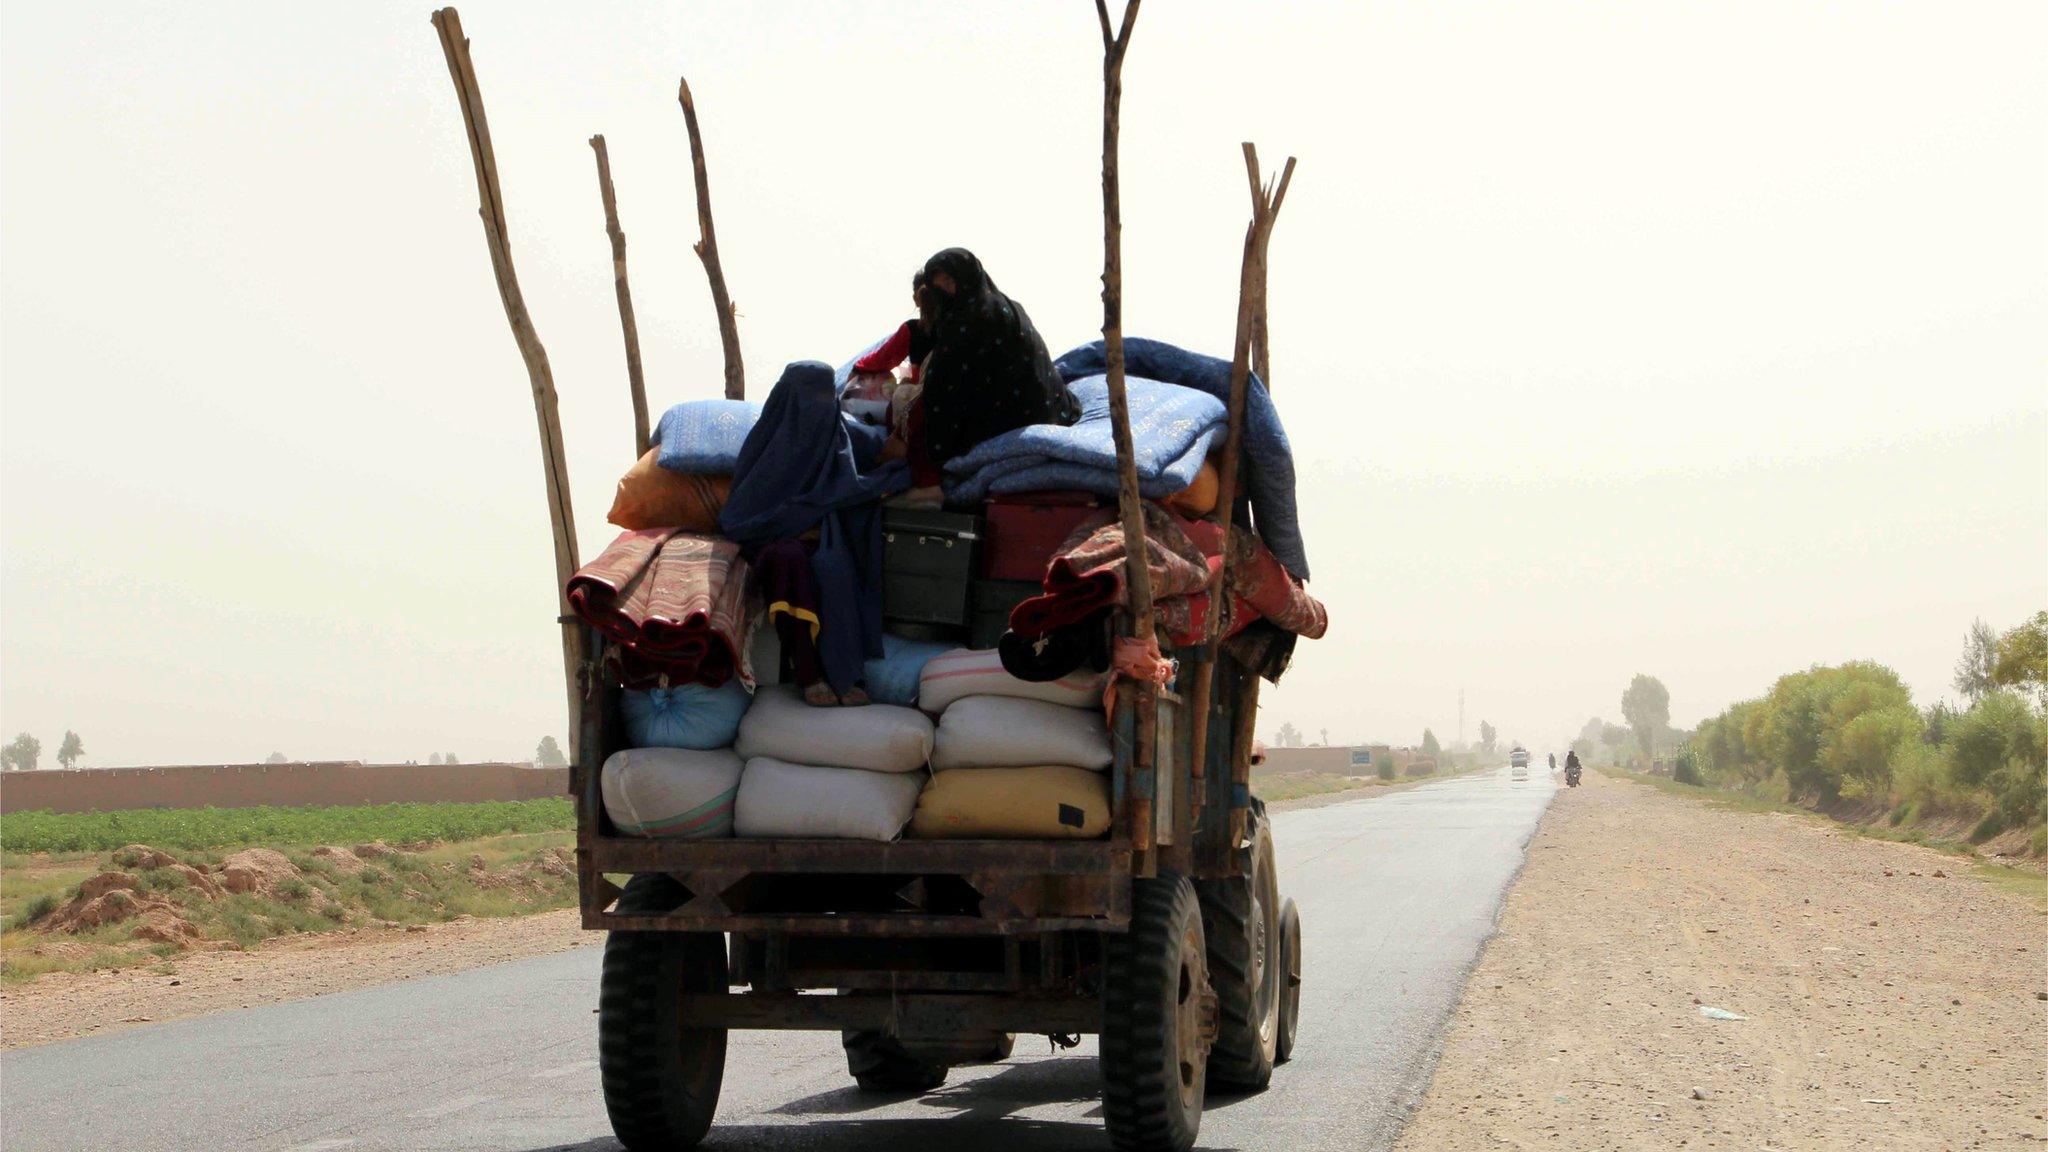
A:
[2,767,1556,1152]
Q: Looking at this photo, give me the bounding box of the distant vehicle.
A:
[1509,745,1530,769]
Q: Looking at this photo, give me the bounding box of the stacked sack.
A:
[911,649,1114,840]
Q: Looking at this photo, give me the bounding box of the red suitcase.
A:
[979,492,1106,582]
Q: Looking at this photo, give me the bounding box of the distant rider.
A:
[1548,752,1557,772]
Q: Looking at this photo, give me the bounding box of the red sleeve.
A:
[853,321,914,374]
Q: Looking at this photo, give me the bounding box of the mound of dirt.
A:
[111,845,179,871]
[308,846,366,875]
[164,863,225,899]
[48,888,170,934]
[73,872,141,901]
[218,848,301,896]
[128,909,203,948]
[352,841,398,859]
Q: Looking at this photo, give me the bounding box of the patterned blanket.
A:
[567,529,754,688]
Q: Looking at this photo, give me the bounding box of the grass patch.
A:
[1971,862,2048,912]
[1,830,577,985]
[0,798,573,855]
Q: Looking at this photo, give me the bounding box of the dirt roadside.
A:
[0,776,1461,1051]
[1393,770,2048,1151]
[1,908,586,1050]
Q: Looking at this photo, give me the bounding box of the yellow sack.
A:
[910,766,1112,840]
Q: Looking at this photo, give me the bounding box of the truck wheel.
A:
[1196,805,1281,1091]
[1275,898,1301,1064]
[842,1029,949,1094]
[1101,873,1212,1152]
[599,875,727,1151]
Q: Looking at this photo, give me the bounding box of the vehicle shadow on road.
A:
[509,1057,1252,1150]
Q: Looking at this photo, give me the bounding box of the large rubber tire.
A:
[1196,805,1281,1091]
[598,875,728,1151]
[842,1029,949,1094]
[1101,873,1210,1152]
[1275,897,1301,1064]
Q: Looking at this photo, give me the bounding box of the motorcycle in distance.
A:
[1562,751,1583,788]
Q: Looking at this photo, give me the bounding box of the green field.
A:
[0,798,575,855]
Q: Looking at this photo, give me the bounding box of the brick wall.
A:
[0,761,570,815]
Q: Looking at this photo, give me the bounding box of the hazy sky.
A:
[2,2,2042,766]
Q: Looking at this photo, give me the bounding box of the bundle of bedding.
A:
[1053,338,1309,580]
[568,529,754,689]
[941,376,1224,505]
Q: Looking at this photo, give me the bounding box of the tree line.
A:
[0,733,575,770]
[1683,612,2046,844]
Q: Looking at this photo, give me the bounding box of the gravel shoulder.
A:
[1393,770,2048,1151]
[0,909,587,1050]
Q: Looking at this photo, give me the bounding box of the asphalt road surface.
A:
[2,767,1556,1152]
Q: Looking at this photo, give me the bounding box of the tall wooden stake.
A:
[1185,144,1294,855]
[590,135,651,455]
[431,8,586,760]
[678,76,744,400]
[1096,0,1155,861]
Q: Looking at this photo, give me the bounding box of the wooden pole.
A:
[677,76,745,400]
[430,8,586,760]
[1096,0,1155,860]
[1185,145,1294,853]
[590,135,651,456]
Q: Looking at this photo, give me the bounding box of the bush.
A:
[1672,747,1703,786]
[1376,756,1396,781]
[8,893,59,931]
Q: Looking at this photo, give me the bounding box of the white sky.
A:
[2,2,2042,766]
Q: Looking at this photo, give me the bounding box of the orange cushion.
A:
[607,451,732,531]
[1162,460,1219,518]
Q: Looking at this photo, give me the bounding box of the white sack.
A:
[734,684,933,773]
[733,756,925,841]
[918,647,1106,714]
[600,747,744,838]
[930,695,1114,772]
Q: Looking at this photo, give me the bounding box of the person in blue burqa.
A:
[719,361,910,706]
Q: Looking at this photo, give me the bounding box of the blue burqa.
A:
[719,361,910,694]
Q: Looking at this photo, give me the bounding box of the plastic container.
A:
[979,492,1102,582]
[882,508,980,631]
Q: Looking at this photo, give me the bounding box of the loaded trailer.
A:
[429,5,1308,1149]
[575,631,1301,1150]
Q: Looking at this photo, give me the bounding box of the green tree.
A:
[1954,618,2000,704]
[1621,674,1671,763]
[56,730,84,770]
[429,753,444,765]
[535,736,567,769]
[1421,728,1442,761]
[1478,720,1498,755]
[1599,723,1631,759]
[265,752,288,764]
[444,753,460,765]
[1272,722,1302,748]
[1942,689,2047,832]
[1991,610,2048,708]
[3,733,42,772]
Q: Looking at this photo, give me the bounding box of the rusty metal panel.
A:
[677,992,1101,1035]
[588,837,1129,877]
[591,910,1124,937]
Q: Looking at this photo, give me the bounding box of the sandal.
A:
[801,681,839,707]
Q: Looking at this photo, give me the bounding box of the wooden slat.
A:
[429,8,584,760]
[588,134,650,454]
[677,76,744,399]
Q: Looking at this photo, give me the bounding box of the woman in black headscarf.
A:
[916,248,1077,465]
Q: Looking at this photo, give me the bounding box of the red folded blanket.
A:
[1006,504,1328,645]
[567,530,753,687]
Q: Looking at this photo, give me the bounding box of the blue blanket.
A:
[654,399,761,474]
[942,375,1223,505]
[1053,338,1308,579]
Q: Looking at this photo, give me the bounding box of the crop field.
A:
[0,798,575,855]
